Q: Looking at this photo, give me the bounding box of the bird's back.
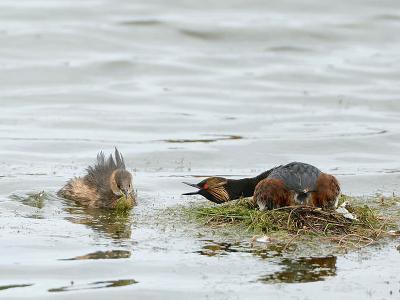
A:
[267,162,321,193]
[57,177,101,207]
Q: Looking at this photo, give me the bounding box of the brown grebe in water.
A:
[58,148,136,209]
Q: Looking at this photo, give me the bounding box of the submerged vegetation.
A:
[114,190,137,213]
[114,195,133,212]
[10,191,47,209]
[187,195,400,250]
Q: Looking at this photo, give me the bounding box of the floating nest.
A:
[191,195,400,250]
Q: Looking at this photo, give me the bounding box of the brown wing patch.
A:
[312,173,341,210]
[204,177,229,203]
[205,177,228,189]
[254,178,294,210]
[208,185,229,203]
[58,178,101,208]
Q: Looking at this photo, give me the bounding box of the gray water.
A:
[1,0,400,299]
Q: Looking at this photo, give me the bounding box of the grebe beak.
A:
[182,182,201,195]
[120,189,129,198]
[182,182,199,188]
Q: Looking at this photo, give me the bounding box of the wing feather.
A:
[267,162,321,192]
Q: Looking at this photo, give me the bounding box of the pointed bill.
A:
[182,182,200,188]
[182,182,201,195]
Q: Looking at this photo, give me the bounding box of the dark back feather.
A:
[267,162,321,192]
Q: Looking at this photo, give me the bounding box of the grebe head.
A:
[111,169,133,199]
[182,177,230,203]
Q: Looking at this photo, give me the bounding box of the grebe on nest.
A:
[182,162,340,211]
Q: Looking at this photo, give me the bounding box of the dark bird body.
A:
[182,162,340,211]
[58,149,136,209]
[254,162,340,210]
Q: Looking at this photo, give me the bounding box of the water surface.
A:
[1,0,400,299]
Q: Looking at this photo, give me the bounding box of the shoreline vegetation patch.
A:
[185,195,400,251]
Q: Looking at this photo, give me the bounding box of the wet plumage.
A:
[182,162,340,211]
[58,148,136,209]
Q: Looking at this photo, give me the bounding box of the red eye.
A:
[203,183,209,190]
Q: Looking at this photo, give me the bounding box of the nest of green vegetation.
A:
[191,195,400,250]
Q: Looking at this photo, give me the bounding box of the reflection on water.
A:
[60,250,131,261]
[118,19,164,27]
[48,279,137,293]
[259,256,337,284]
[179,29,224,41]
[251,245,284,260]
[163,134,242,144]
[9,191,134,241]
[197,240,336,283]
[196,240,239,257]
[196,240,283,258]
[0,284,33,291]
[65,207,133,240]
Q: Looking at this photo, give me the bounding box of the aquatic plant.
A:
[10,191,46,209]
[114,194,133,212]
